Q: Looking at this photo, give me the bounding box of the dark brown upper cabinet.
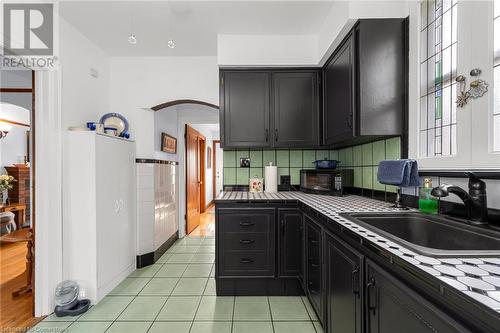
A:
[273,72,319,147]
[323,19,408,148]
[324,33,356,145]
[220,71,272,148]
[220,69,320,149]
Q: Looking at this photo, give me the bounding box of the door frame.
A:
[199,137,206,214]
[0,70,36,317]
[184,125,206,235]
[212,140,220,199]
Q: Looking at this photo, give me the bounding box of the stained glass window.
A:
[420,0,457,157]
[494,0,500,152]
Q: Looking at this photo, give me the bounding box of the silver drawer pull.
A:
[240,221,255,227]
[240,258,255,263]
[239,239,255,244]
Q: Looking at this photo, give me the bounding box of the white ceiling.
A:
[59,1,335,56]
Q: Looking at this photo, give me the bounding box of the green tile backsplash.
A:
[223,137,401,191]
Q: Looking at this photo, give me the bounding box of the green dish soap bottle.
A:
[419,178,438,214]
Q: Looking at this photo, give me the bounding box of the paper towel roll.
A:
[265,164,278,193]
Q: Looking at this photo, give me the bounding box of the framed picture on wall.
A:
[207,147,212,169]
[161,132,177,153]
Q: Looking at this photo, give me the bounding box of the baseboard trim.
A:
[206,200,214,210]
[154,232,179,262]
[136,231,179,268]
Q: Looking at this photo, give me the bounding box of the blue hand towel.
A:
[377,159,420,187]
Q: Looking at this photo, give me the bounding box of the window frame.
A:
[409,0,500,170]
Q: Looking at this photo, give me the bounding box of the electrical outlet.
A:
[240,157,250,167]
[280,175,290,185]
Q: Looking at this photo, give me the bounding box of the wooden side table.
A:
[0,228,33,297]
[0,203,26,230]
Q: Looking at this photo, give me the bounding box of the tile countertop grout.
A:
[215,191,500,315]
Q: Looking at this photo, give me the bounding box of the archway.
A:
[151,99,218,112]
[149,101,221,240]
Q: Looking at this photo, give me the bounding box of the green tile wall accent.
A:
[250,151,263,167]
[290,151,302,167]
[222,137,402,189]
[276,150,289,167]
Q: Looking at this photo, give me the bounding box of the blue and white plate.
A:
[99,113,129,135]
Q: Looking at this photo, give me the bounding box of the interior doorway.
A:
[0,69,38,329]
[213,140,223,199]
[185,125,206,235]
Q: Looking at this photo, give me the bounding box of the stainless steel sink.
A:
[340,212,500,257]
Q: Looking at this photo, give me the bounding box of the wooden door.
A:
[304,215,324,323]
[273,71,319,147]
[323,33,356,145]
[213,141,223,198]
[325,232,363,333]
[278,208,303,277]
[366,259,467,333]
[221,71,272,148]
[185,125,206,234]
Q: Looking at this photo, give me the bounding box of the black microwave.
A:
[300,169,353,196]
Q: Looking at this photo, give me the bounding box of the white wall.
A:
[110,57,219,158]
[0,92,32,171]
[218,1,409,67]
[317,2,351,66]
[1,125,29,168]
[59,18,110,128]
[217,35,318,67]
[154,107,179,162]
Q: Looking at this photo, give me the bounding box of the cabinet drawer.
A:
[223,233,270,251]
[221,251,274,276]
[219,209,274,233]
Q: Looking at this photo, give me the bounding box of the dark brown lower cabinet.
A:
[278,208,303,278]
[304,215,323,323]
[216,203,489,332]
[325,231,363,333]
[365,259,469,333]
[217,208,275,277]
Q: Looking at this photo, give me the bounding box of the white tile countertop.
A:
[215,191,500,314]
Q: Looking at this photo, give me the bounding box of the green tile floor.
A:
[31,236,322,333]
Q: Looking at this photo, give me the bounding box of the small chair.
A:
[0,211,16,234]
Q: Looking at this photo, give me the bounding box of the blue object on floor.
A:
[377,159,420,187]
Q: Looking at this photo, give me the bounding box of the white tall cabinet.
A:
[63,131,136,302]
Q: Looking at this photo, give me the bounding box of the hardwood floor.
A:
[189,204,215,237]
[0,241,41,330]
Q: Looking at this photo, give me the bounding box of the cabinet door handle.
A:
[351,266,360,295]
[308,281,319,294]
[347,112,353,130]
[366,278,377,314]
[265,129,269,142]
[307,237,318,245]
[308,258,319,268]
[240,258,254,263]
[239,221,255,227]
[275,129,278,142]
[281,219,285,236]
[239,239,255,244]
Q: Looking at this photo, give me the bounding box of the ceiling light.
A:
[128,34,137,45]
[0,122,12,140]
[167,39,175,49]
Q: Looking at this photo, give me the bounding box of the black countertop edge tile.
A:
[136,158,179,165]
